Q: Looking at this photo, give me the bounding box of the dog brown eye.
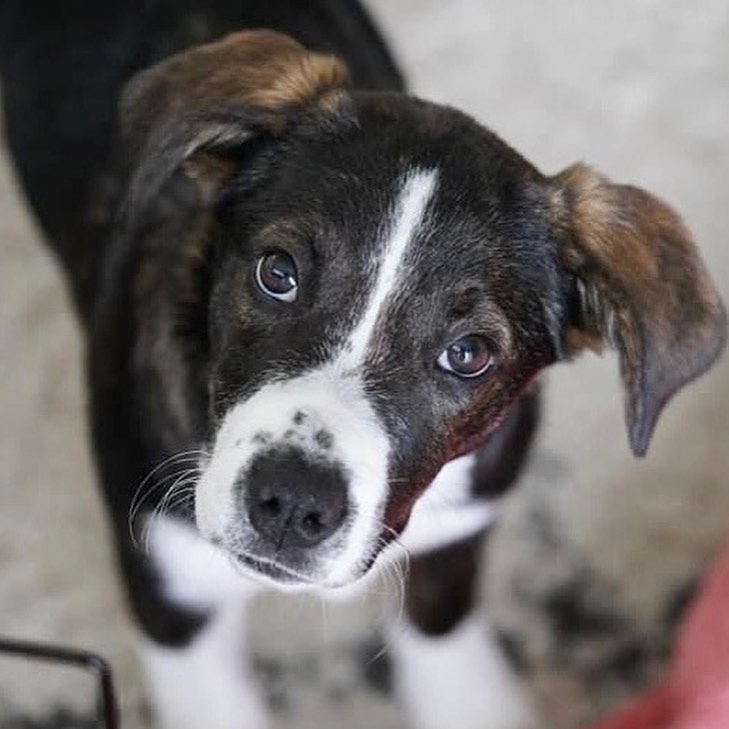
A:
[437,335,493,378]
[255,250,298,302]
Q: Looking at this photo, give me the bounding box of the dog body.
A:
[1,2,725,728]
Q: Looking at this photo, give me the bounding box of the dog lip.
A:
[235,551,314,586]
[232,551,367,591]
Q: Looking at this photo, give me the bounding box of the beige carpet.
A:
[1,1,728,727]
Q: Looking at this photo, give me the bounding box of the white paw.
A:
[148,682,267,729]
[138,608,267,729]
[390,616,538,729]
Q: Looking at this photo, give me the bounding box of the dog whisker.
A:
[131,470,200,549]
[128,449,208,540]
[129,466,201,525]
[140,473,200,553]
[128,452,206,545]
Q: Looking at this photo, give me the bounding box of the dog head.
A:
[122,31,726,589]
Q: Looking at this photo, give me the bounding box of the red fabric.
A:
[590,531,729,729]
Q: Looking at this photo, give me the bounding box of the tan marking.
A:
[551,162,726,454]
[121,30,350,144]
[563,326,604,355]
[183,153,236,203]
[255,218,315,248]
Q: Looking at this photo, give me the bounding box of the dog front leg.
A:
[138,602,266,729]
[120,517,267,729]
[390,535,537,729]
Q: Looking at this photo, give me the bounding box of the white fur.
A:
[195,168,439,587]
[142,517,266,729]
[140,168,521,729]
[399,454,500,555]
[390,615,538,729]
[147,515,261,607]
[138,604,266,729]
[195,367,390,586]
[143,504,511,729]
[338,168,437,368]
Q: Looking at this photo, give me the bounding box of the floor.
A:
[1,1,728,727]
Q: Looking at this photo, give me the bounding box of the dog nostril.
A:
[260,497,282,517]
[245,448,348,549]
[300,511,324,538]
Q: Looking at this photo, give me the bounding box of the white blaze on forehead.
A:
[338,168,438,368]
[195,168,439,587]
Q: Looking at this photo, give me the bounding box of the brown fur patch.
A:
[256,218,313,248]
[183,153,236,203]
[552,163,726,454]
[121,30,350,145]
[563,327,604,355]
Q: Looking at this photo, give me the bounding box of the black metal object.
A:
[0,637,119,729]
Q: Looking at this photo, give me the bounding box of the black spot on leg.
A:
[252,432,271,445]
[293,411,308,425]
[315,429,334,449]
[283,429,295,439]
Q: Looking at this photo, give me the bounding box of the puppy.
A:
[0,1,725,728]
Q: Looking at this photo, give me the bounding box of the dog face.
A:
[194,104,562,587]
[122,32,725,589]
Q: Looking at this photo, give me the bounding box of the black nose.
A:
[245,448,348,550]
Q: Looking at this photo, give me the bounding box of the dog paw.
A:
[390,616,538,729]
[138,630,268,729]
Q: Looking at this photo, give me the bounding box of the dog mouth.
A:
[233,551,317,587]
[229,546,380,591]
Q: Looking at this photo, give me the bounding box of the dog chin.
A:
[226,550,337,590]
[232,552,312,589]
[228,547,380,596]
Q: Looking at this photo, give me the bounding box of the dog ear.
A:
[550,163,726,456]
[119,30,350,207]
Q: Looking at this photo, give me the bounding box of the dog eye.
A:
[437,335,493,378]
[255,250,298,302]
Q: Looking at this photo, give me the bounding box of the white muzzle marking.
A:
[196,168,439,586]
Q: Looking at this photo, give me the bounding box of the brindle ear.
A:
[119,30,350,206]
[551,163,726,456]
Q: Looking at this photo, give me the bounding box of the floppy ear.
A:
[551,163,726,456]
[119,30,350,208]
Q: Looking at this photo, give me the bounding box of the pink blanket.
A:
[592,530,729,729]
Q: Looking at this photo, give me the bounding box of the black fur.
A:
[0,0,403,320]
[2,0,722,686]
[0,0,406,647]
